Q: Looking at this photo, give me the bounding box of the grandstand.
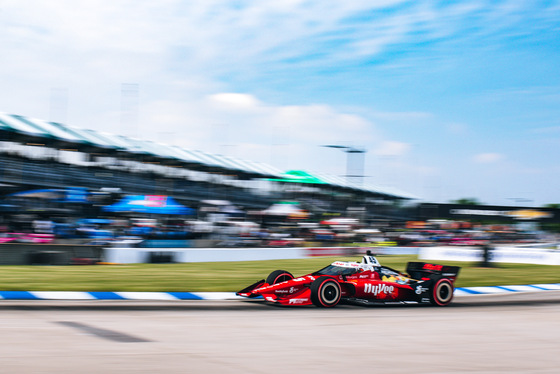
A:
[0,111,416,219]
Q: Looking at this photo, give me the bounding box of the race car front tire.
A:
[310,277,341,308]
[266,270,294,285]
[430,278,454,306]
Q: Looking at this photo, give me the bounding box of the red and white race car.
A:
[237,252,460,307]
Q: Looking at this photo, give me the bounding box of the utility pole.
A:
[120,83,139,138]
[322,145,367,186]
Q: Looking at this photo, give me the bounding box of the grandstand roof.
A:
[274,170,417,200]
[0,112,417,200]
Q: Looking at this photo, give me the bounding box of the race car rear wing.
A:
[406,262,460,281]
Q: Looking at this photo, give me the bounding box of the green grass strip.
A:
[0,255,558,292]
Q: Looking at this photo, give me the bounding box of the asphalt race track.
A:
[1,292,559,373]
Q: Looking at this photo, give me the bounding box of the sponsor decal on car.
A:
[415,285,429,295]
[423,264,443,271]
[288,298,309,304]
[275,287,299,294]
[364,283,395,296]
[332,261,361,267]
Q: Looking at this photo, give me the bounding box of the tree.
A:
[450,198,482,205]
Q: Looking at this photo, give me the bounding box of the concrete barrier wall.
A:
[104,246,420,264]
[106,247,309,264]
[419,245,560,265]
[0,244,103,265]
[175,248,307,263]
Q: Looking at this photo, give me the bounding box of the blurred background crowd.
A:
[1,196,556,249]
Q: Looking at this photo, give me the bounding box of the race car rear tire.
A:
[430,278,454,306]
[310,277,341,308]
[266,270,294,285]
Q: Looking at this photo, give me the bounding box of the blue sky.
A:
[1,1,559,206]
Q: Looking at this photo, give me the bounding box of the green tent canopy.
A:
[269,170,327,184]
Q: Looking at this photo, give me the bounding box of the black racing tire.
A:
[430,278,454,306]
[266,270,294,285]
[310,277,341,308]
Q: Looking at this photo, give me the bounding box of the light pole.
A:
[322,145,367,186]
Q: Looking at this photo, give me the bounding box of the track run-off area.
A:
[0,291,559,373]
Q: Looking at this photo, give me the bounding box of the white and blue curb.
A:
[0,284,559,300]
[453,283,560,296]
[0,291,242,301]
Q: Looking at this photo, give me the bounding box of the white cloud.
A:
[374,141,411,157]
[3,0,537,89]
[136,92,381,173]
[473,153,504,163]
[209,93,261,110]
[1,1,556,116]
